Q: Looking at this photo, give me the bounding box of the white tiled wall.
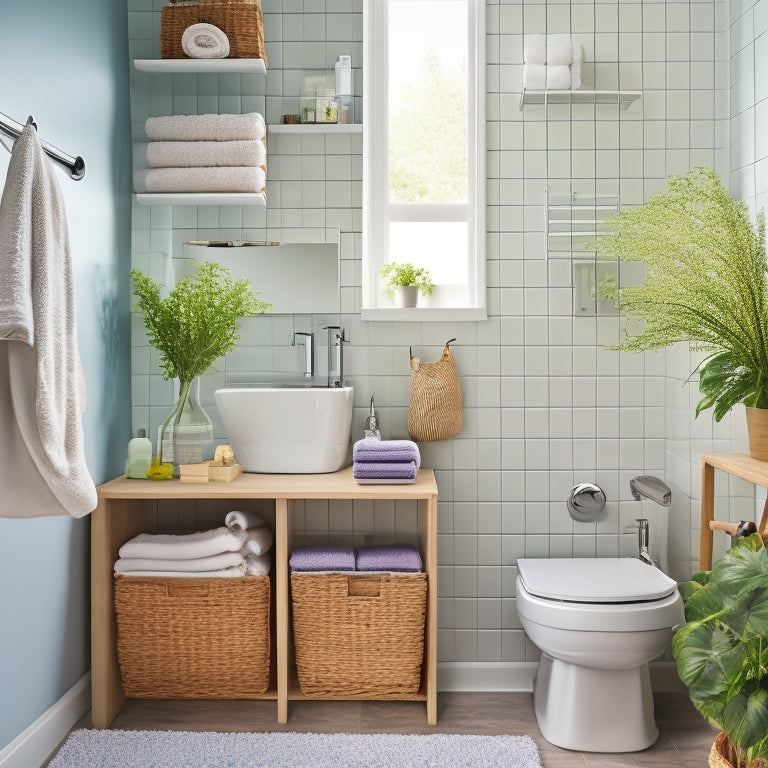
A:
[128,0,736,667]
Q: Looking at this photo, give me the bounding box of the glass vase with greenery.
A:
[130,261,271,473]
[594,166,768,424]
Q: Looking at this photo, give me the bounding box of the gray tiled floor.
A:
[48,692,717,767]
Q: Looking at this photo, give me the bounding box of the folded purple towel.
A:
[352,461,418,480]
[356,545,423,572]
[289,545,355,572]
[352,438,421,467]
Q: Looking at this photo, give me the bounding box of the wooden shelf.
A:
[519,89,642,111]
[91,467,438,728]
[267,123,362,134]
[135,192,266,207]
[134,58,266,75]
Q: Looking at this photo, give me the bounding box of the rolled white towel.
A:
[119,527,245,560]
[225,510,265,532]
[571,42,584,90]
[114,551,245,573]
[144,166,266,194]
[245,552,271,576]
[145,113,266,142]
[524,34,546,64]
[116,564,248,578]
[522,63,546,91]
[182,23,230,59]
[147,139,266,169]
[242,527,273,556]
[546,34,573,66]
[546,65,572,90]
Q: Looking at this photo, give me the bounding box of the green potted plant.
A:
[594,167,768,458]
[379,261,433,308]
[672,532,768,768]
[130,261,271,475]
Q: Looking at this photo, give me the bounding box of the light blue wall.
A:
[0,0,132,751]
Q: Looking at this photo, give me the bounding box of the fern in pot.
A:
[379,261,433,308]
[672,533,768,767]
[594,167,768,457]
[131,261,271,476]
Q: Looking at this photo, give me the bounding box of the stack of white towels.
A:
[114,510,272,578]
[523,34,584,91]
[136,112,267,195]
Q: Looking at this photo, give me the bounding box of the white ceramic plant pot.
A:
[394,285,419,308]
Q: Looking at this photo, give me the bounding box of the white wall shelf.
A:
[267,123,362,134]
[134,59,267,75]
[519,89,642,111]
[135,192,266,207]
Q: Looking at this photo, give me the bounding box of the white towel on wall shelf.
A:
[225,509,265,532]
[181,23,230,59]
[546,34,573,66]
[145,113,266,142]
[546,65,572,90]
[143,166,266,194]
[119,527,245,560]
[571,42,585,90]
[146,139,266,169]
[524,34,546,63]
[0,122,96,519]
[114,551,245,573]
[522,63,546,90]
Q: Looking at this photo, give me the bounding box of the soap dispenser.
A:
[364,396,381,440]
[126,428,152,479]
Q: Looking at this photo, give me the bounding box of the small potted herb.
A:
[379,262,433,308]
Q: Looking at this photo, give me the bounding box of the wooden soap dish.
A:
[179,460,243,483]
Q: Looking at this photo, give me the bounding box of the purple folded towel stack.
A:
[352,438,421,484]
[289,545,355,572]
[356,545,422,572]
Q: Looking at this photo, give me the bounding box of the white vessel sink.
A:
[215,386,353,473]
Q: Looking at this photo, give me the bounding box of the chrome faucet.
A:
[292,331,314,378]
[630,475,672,507]
[636,518,653,565]
[324,325,348,387]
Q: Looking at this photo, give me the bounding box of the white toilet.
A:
[516,557,684,753]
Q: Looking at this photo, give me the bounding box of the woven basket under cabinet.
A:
[114,574,271,699]
[161,0,267,61]
[290,572,427,698]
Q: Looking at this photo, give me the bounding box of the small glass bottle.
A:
[125,428,152,479]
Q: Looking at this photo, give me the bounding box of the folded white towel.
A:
[226,510,265,532]
[114,551,245,573]
[547,34,573,66]
[182,23,230,59]
[245,552,271,576]
[522,63,546,90]
[546,65,572,90]
[242,527,273,556]
[146,139,266,169]
[145,113,266,142]
[571,42,584,90]
[116,565,248,578]
[144,166,266,194]
[524,34,546,64]
[119,527,245,560]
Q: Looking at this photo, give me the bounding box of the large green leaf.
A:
[720,683,768,754]
[724,587,768,639]
[681,580,725,623]
[712,541,768,603]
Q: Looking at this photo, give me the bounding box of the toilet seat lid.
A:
[517,558,678,603]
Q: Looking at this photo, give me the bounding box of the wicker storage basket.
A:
[290,572,427,697]
[114,574,270,699]
[161,0,266,61]
[710,731,768,768]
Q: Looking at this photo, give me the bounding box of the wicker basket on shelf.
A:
[114,574,271,699]
[160,0,266,61]
[290,572,427,698]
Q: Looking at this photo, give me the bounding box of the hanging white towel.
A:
[0,123,96,518]
[181,23,230,59]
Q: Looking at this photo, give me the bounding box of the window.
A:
[362,0,486,319]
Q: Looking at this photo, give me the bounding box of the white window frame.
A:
[362,0,486,321]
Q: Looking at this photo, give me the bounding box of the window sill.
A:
[360,307,487,322]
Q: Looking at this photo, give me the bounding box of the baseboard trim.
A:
[437,661,685,694]
[0,672,90,768]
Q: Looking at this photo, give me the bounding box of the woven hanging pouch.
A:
[407,339,463,442]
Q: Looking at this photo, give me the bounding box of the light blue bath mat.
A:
[48,729,543,768]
